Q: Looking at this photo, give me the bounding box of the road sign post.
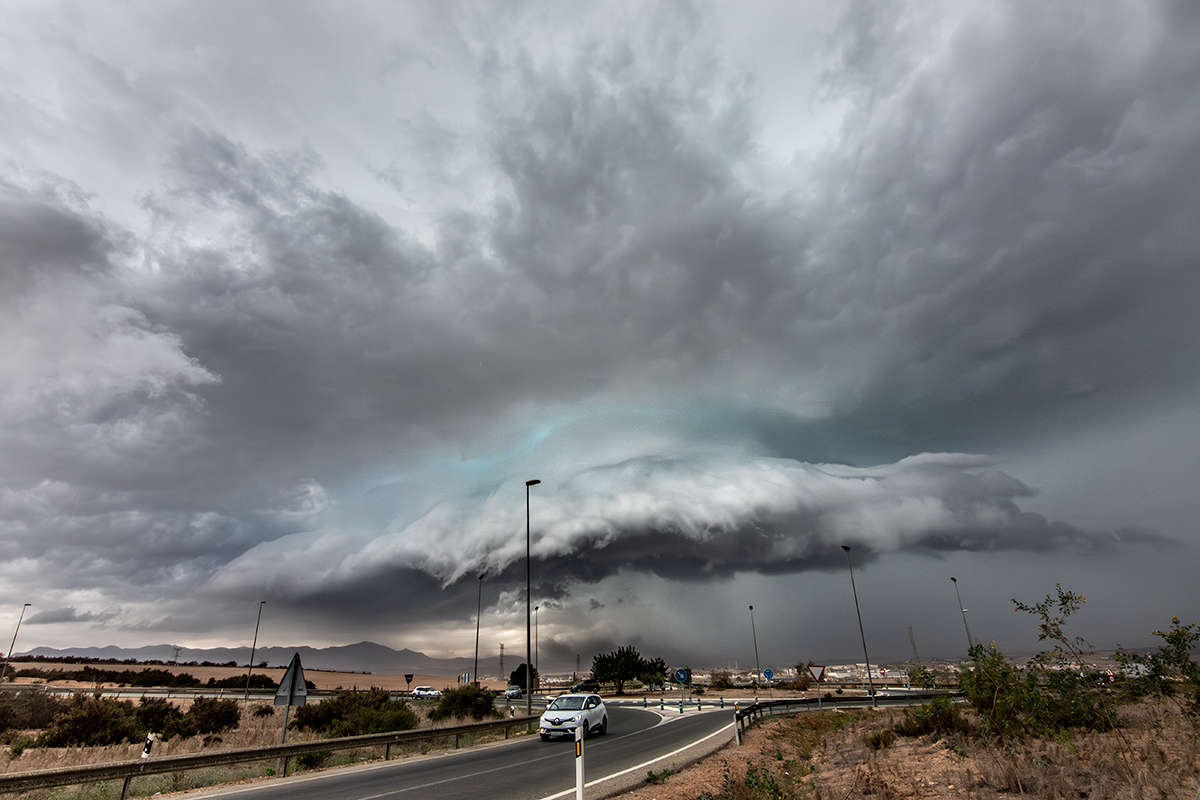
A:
[808,665,825,710]
[674,668,688,713]
[274,653,307,776]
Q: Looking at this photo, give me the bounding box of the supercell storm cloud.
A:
[1,0,1198,664]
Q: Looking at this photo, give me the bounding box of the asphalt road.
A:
[187,705,733,800]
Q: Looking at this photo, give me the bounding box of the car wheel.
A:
[600,717,608,735]
[540,734,550,741]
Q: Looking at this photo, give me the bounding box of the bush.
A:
[135,697,184,735]
[893,695,971,737]
[37,693,141,747]
[0,691,64,731]
[292,689,418,737]
[429,686,499,722]
[709,671,734,691]
[959,587,1120,738]
[296,750,331,769]
[253,704,276,717]
[181,697,241,736]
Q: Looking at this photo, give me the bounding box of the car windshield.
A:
[548,696,586,711]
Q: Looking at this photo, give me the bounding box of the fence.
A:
[0,714,538,799]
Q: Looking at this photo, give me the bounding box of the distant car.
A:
[570,679,600,693]
[538,693,607,741]
[504,685,523,699]
[411,686,441,698]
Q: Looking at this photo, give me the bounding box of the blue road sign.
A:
[674,668,688,683]
[763,668,774,680]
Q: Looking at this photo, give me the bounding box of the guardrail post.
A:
[455,733,461,748]
[385,742,392,760]
[121,775,133,799]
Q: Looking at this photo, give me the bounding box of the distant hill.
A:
[18,641,478,677]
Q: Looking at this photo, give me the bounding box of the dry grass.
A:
[618,700,1200,800]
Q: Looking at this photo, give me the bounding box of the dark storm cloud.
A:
[1,0,1197,659]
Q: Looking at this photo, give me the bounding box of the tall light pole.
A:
[243,600,266,704]
[748,605,762,694]
[525,478,540,716]
[842,546,876,707]
[0,604,31,684]
[951,577,973,650]
[534,605,540,683]
[474,573,485,688]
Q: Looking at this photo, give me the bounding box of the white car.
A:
[411,686,441,698]
[538,693,607,741]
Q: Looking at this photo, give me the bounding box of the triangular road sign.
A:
[274,652,308,707]
[808,664,825,683]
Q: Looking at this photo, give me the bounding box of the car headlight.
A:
[570,714,581,722]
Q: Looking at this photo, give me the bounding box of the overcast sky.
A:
[2,0,1198,675]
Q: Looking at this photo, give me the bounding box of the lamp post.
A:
[534,605,540,684]
[950,577,973,650]
[0,604,31,684]
[525,478,540,716]
[243,600,266,704]
[842,546,876,707]
[748,605,762,695]
[474,573,485,688]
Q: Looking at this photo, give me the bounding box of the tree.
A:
[638,656,668,689]
[591,646,658,695]
[430,685,499,722]
[509,663,538,691]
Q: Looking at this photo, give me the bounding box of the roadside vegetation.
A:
[625,585,1199,800]
[590,646,669,694]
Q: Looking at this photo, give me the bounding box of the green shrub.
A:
[37,693,141,747]
[429,685,499,722]
[253,704,276,717]
[959,586,1120,738]
[0,691,64,731]
[893,695,971,737]
[292,689,417,737]
[135,697,184,735]
[182,697,241,735]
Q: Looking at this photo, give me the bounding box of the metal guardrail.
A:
[0,714,539,799]
[732,691,959,740]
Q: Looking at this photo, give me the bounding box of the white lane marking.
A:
[535,720,736,800]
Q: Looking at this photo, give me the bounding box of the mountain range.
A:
[20,642,483,677]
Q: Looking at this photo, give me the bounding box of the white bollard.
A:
[575,723,585,800]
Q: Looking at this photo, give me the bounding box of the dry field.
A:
[8,663,505,693]
[617,701,1200,800]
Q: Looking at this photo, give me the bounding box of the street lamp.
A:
[0,604,31,684]
[748,605,762,695]
[950,577,973,650]
[243,600,266,704]
[525,478,540,716]
[842,546,876,707]
[474,574,485,688]
[534,605,540,683]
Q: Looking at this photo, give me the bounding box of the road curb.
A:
[557,719,736,800]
